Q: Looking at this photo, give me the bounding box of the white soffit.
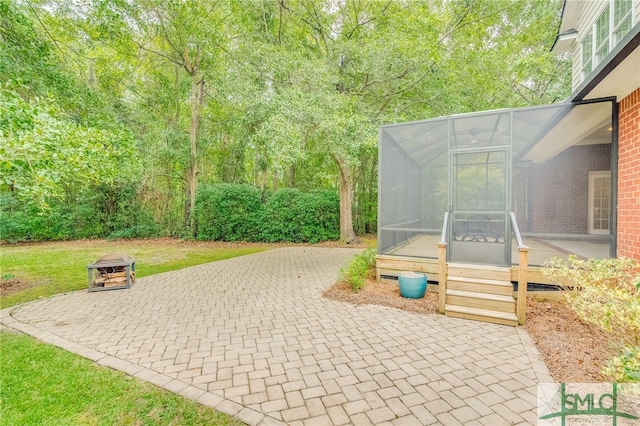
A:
[583,43,640,100]
[521,101,611,164]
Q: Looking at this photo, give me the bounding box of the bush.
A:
[543,256,640,382]
[195,183,262,241]
[338,248,376,292]
[260,189,339,243]
[0,194,44,242]
[0,180,162,242]
[603,346,640,383]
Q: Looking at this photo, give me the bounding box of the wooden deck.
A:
[377,234,610,285]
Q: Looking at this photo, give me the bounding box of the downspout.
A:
[610,101,619,259]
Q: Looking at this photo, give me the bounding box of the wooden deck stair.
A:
[444,263,518,326]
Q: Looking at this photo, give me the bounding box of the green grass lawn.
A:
[0,239,268,309]
[0,238,274,426]
[0,331,245,426]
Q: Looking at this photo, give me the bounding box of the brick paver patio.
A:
[1,247,552,425]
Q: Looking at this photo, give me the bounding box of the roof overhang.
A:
[572,23,640,102]
[521,100,613,164]
[551,29,578,54]
[551,0,581,54]
[557,0,581,35]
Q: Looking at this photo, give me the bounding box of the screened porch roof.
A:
[380,100,612,167]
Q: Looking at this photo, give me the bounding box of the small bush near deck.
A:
[339,248,376,292]
[603,345,640,383]
[543,256,640,382]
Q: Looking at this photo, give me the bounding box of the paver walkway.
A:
[1,247,552,425]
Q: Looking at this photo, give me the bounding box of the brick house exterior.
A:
[377,1,639,269]
[618,88,640,258]
[552,0,640,261]
[519,144,611,235]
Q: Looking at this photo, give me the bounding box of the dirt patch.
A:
[1,278,34,297]
[324,277,616,383]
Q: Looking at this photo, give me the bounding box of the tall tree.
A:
[0,0,137,209]
[130,0,230,231]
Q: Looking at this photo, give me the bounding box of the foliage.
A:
[260,188,340,243]
[0,0,570,240]
[0,332,244,425]
[338,248,377,293]
[543,256,640,381]
[603,346,640,383]
[0,180,161,242]
[195,184,340,243]
[0,88,137,210]
[195,183,263,241]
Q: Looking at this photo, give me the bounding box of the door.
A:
[449,149,509,265]
[589,171,611,235]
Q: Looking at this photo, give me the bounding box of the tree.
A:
[0,87,135,209]
[126,0,230,232]
[1,0,570,241]
[0,0,137,209]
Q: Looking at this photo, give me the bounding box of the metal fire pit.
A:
[87,253,135,292]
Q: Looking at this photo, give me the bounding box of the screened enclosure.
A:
[378,101,615,266]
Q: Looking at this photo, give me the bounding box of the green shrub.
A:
[0,179,161,242]
[338,248,376,292]
[260,189,339,243]
[543,256,640,382]
[603,346,640,383]
[195,183,262,241]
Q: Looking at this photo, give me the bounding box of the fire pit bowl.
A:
[87,253,135,292]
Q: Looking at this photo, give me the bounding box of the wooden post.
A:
[438,242,447,314]
[517,247,530,325]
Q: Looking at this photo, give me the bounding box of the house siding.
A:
[572,0,609,91]
[617,87,640,260]
[524,144,611,234]
[570,0,639,92]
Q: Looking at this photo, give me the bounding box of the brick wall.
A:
[617,88,640,260]
[526,144,611,234]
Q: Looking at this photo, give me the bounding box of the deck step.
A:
[447,276,514,295]
[445,305,518,326]
[446,289,515,312]
[447,263,511,281]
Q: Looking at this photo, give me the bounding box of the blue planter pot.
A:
[398,272,427,299]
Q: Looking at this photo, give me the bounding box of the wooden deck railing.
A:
[437,212,449,314]
[510,212,530,325]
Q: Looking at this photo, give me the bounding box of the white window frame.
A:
[588,171,611,235]
[580,0,634,81]
[613,0,633,43]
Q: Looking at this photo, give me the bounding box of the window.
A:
[595,8,610,65]
[613,0,632,44]
[581,30,593,80]
[580,0,634,81]
[589,171,611,235]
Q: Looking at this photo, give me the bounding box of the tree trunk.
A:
[334,155,356,244]
[186,75,204,233]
